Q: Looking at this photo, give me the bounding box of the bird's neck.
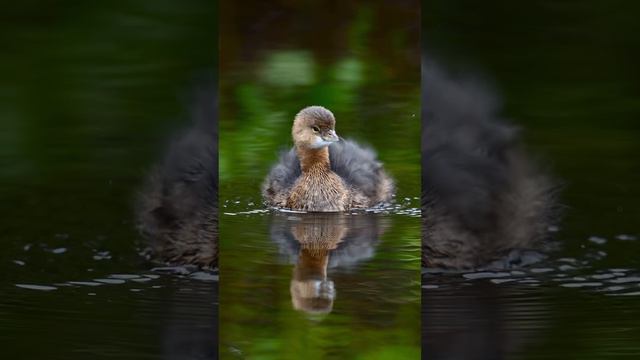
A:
[296,146,331,173]
[295,248,329,280]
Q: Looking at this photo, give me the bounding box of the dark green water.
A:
[1,2,218,359]
[424,1,640,359]
[219,2,421,358]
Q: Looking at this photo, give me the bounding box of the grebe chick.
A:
[262,106,394,212]
[136,85,218,268]
[422,62,560,270]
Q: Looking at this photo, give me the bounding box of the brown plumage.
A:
[263,106,394,212]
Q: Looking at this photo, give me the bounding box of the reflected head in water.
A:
[136,80,218,268]
[422,61,561,270]
[270,213,388,315]
[262,106,395,212]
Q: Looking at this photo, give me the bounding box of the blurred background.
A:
[219,1,421,359]
[423,1,640,359]
[0,1,218,359]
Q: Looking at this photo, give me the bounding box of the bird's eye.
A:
[312,126,320,133]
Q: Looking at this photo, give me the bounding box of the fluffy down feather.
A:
[262,139,394,209]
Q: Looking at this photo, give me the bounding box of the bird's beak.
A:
[322,129,339,142]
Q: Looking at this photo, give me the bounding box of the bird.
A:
[262,106,394,212]
[422,62,560,270]
[136,83,218,268]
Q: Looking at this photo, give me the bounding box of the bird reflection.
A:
[269,213,388,315]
